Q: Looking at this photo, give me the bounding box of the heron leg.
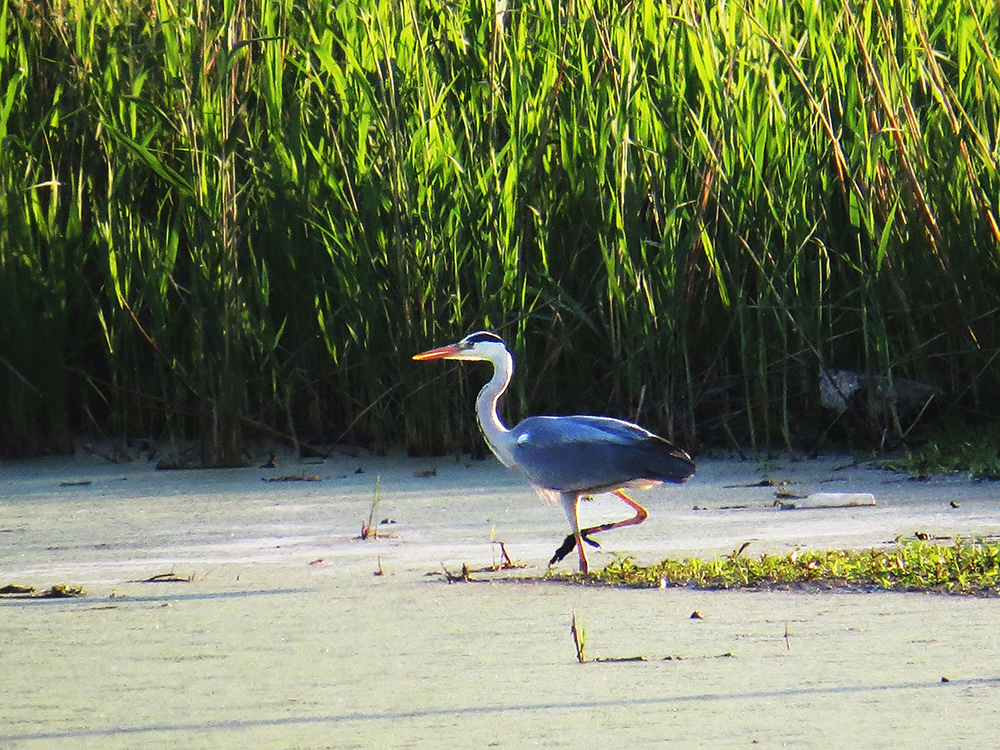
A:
[550,490,649,567]
[608,489,649,527]
[555,492,589,573]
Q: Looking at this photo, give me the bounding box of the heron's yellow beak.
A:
[412,343,461,361]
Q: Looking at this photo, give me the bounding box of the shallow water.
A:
[2,452,999,748]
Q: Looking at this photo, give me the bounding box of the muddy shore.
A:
[2,450,998,748]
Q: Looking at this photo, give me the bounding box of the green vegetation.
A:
[877,421,1000,479]
[582,540,1000,595]
[2,0,1000,460]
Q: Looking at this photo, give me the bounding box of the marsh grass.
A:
[584,540,1000,595]
[876,421,1000,479]
[3,0,1000,458]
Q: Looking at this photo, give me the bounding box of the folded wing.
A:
[509,415,695,493]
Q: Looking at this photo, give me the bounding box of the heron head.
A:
[413,331,508,362]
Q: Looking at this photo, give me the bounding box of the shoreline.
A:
[3,449,998,586]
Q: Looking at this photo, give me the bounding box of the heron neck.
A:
[477,350,516,467]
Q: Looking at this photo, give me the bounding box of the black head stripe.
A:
[462,331,505,346]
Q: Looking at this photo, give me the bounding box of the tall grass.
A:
[1,0,998,460]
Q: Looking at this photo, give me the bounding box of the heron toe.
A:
[549,531,602,566]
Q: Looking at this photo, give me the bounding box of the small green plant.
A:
[359,477,383,540]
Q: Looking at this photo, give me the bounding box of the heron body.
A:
[413,331,695,572]
[510,415,689,494]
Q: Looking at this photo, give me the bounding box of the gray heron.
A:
[413,331,695,572]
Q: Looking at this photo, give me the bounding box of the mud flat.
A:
[1,450,998,748]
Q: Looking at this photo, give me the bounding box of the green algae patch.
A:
[576,540,1000,595]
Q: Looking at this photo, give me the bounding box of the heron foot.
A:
[549,532,601,566]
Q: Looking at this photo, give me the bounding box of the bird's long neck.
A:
[477,350,516,467]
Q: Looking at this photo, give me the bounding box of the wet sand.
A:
[2,450,999,748]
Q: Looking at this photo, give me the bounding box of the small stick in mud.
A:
[595,655,647,662]
[571,612,586,663]
[487,540,522,570]
[40,584,85,598]
[0,584,37,595]
[129,572,194,583]
[264,474,321,482]
[498,541,515,568]
[441,562,476,583]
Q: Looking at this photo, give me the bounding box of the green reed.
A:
[1,0,999,459]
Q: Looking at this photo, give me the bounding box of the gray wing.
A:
[509,415,695,493]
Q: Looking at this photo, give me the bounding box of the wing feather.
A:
[510,416,694,493]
